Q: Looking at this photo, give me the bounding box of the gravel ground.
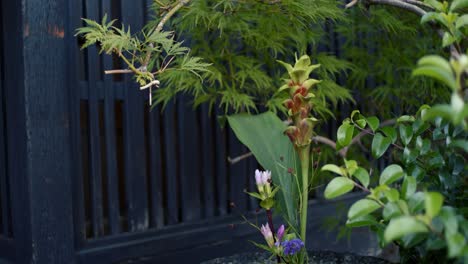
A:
[201,251,391,264]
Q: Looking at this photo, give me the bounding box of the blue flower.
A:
[281,238,304,255]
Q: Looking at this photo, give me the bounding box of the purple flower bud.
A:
[261,170,271,184]
[255,170,263,186]
[260,224,274,248]
[277,224,285,242]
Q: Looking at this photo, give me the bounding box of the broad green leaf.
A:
[324,177,355,199]
[424,0,444,11]
[352,167,370,188]
[447,232,466,257]
[456,14,468,29]
[337,122,354,147]
[440,206,458,235]
[403,147,418,165]
[450,139,468,152]
[383,202,403,220]
[372,133,392,159]
[401,233,427,248]
[450,0,468,11]
[408,192,426,213]
[346,215,378,228]
[227,112,298,224]
[417,55,452,73]
[384,216,429,242]
[399,125,413,145]
[379,164,405,185]
[348,199,381,220]
[384,189,400,202]
[402,176,417,199]
[397,115,416,123]
[413,66,457,91]
[442,32,457,48]
[321,164,345,176]
[380,127,397,143]
[366,116,380,132]
[344,159,358,175]
[425,192,444,218]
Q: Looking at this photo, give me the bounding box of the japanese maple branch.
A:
[142,0,191,67]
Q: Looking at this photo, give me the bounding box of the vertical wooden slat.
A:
[228,130,248,212]
[101,0,121,235]
[0,33,9,237]
[148,106,164,228]
[85,0,104,237]
[68,0,86,245]
[120,1,149,231]
[178,96,201,222]
[162,102,179,225]
[200,104,215,218]
[214,107,228,216]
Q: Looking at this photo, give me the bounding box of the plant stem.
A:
[299,146,310,244]
[266,209,281,263]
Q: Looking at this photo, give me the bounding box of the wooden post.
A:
[2,0,75,263]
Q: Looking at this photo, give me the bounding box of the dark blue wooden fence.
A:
[0,0,357,263]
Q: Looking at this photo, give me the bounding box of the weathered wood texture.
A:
[0,0,358,263]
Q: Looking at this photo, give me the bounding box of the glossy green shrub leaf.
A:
[409,165,425,181]
[344,159,358,175]
[324,177,355,199]
[321,164,345,176]
[399,125,413,145]
[455,14,468,29]
[379,164,405,185]
[408,192,426,213]
[348,199,381,220]
[447,232,466,257]
[401,233,427,248]
[412,119,430,136]
[366,116,380,132]
[384,216,429,242]
[337,122,354,147]
[383,202,403,220]
[372,133,392,159]
[450,0,468,11]
[352,167,370,188]
[397,115,416,123]
[346,215,378,228]
[439,207,458,236]
[442,32,457,48]
[425,192,444,218]
[227,112,298,224]
[403,147,418,165]
[413,66,457,91]
[402,176,417,199]
[380,127,397,143]
[384,189,400,202]
[424,0,444,11]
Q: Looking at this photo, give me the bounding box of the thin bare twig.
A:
[104,69,134,75]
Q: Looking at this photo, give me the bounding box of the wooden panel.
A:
[227,129,248,213]
[85,0,105,238]
[0,10,10,237]
[11,0,75,261]
[68,0,87,246]
[120,0,149,232]
[161,102,179,225]
[146,105,164,228]
[101,0,121,236]
[214,107,228,216]
[178,96,201,222]
[200,104,215,218]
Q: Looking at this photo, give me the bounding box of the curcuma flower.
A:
[260,224,275,248]
[281,238,304,255]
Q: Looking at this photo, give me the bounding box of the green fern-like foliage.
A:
[151,0,354,117]
[336,6,448,118]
